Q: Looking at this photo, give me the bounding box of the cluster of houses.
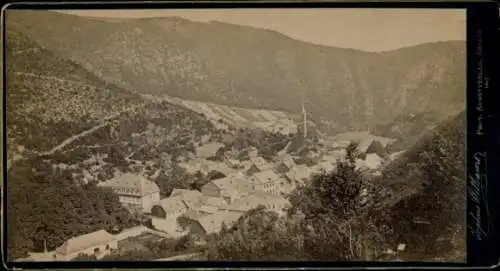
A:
[99,148,302,238]
[43,130,401,261]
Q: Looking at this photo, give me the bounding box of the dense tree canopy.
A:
[7,157,138,260]
[206,206,308,260]
[155,166,194,198]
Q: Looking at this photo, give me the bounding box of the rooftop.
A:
[200,195,227,208]
[184,210,209,221]
[170,188,191,197]
[154,196,187,214]
[178,190,204,210]
[97,173,160,197]
[250,170,281,185]
[211,172,246,193]
[196,211,242,234]
[364,153,383,169]
[55,230,116,255]
[225,192,290,212]
[247,157,273,170]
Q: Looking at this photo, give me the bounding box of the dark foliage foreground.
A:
[7,158,139,260]
[206,110,466,261]
[206,145,393,261]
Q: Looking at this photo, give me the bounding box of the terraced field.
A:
[145,94,302,130]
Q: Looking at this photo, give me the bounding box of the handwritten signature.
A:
[468,151,493,240]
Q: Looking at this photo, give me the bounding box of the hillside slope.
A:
[6,10,466,132]
[371,111,443,152]
[374,110,466,261]
[6,28,223,259]
[6,27,219,173]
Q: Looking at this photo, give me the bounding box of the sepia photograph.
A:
[4,7,466,263]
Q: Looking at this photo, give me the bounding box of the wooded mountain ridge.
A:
[6,10,465,132]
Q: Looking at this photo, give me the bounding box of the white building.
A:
[249,170,282,196]
[97,173,160,213]
[53,230,118,261]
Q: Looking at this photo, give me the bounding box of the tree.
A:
[177,214,195,230]
[346,142,359,163]
[156,166,192,197]
[72,253,97,261]
[190,171,210,191]
[206,206,309,261]
[213,147,226,162]
[287,146,387,260]
[207,147,392,261]
[7,158,137,259]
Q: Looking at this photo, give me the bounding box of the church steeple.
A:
[302,102,307,139]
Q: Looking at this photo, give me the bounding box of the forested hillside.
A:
[374,110,466,261]
[6,28,220,260]
[6,10,465,132]
[371,111,444,152]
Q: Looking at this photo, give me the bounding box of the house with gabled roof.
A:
[149,190,206,234]
[357,138,389,158]
[97,173,160,213]
[188,211,242,238]
[219,192,291,216]
[275,154,296,174]
[198,195,228,214]
[355,153,384,173]
[53,230,117,261]
[179,190,205,210]
[364,153,384,170]
[245,157,273,175]
[200,172,249,203]
[218,196,263,214]
[150,196,188,221]
[149,196,189,233]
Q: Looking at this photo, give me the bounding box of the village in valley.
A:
[7,9,466,263]
[18,106,402,261]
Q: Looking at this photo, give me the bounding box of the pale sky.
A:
[58,9,466,52]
